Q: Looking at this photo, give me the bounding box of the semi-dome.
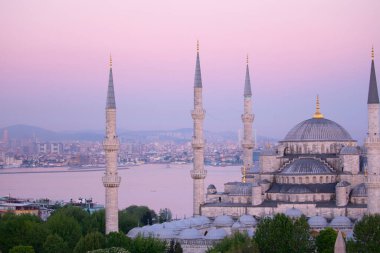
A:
[214,215,234,227]
[285,207,303,218]
[340,146,360,155]
[178,228,203,239]
[205,228,228,240]
[308,216,328,228]
[351,183,367,197]
[280,157,333,175]
[239,215,258,226]
[283,118,352,142]
[329,216,352,228]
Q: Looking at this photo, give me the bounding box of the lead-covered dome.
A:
[280,157,333,175]
[283,118,352,142]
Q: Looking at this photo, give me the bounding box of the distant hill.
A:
[0,125,277,143]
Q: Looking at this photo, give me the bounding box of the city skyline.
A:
[1,1,380,141]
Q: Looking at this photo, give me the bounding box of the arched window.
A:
[320,176,323,183]
[306,177,309,184]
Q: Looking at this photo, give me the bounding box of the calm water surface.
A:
[0,164,241,217]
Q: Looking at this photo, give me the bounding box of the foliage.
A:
[119,206,157,233]
[42,234,69,253]
[347,214,380,253]
[206,232,259,253]
[9,246,35,253]
[254,214,315,253]
[73,232,105,253]
[128,236,167,253]
[89,247,130,253]
[158,208,172,223]
[45,212,82,250]
[0,213,47,253]
[315,228,337,253]
[105,232,131,249]
[168,240,182,253]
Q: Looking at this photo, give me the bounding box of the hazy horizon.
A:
[1,0,380,142]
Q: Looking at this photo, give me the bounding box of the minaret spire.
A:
[190,41,207,216]
[365,46,380,215]
[241,56,255,182]
[103,56,121,233]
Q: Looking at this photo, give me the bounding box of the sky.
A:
[0,0,379,140]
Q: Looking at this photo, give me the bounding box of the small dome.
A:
[308,216,328,228]
[156,228,177,239]
[351,183,367,197]
[285,208,303,218]
[207,184,217,194]
[329,216,352,228]
[283,118,353,142]
[127,227,143,238]
[340,146,360,155]
[230,183,252,196]
[205,228,228,240]
[178,228,203,239]
[246,228,255,237]
[239,215,258,227]
[280,157,333,175]
[214,215,234,227]
[162,222,177,230]
[231,222,241,230]
[336,181,350,187]
[198,216,211,225]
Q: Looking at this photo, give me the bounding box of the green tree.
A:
[45,213,82,250]
[207,232,259,253]
[254,214,314,253]
[315,228,337,253]
[42,234,69,253]
[73,232,105,253]
[347,214,380,253]
[0,213,47,253]
[105,232,131,249]
[158,208,172,223]
[84,210,106,235]
[129,236,167,253]
[119,206,157,233]
[9,246,35,253]
[51,205,91,234]
[89,248,130,253]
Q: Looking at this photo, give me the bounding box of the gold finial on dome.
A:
[109,54,112,68]
[242,165,247,183]
[197,40,199,53]
[246,54,249,65]
[313,95,324,119]
[372,46,375,61]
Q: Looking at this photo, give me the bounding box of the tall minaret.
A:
[190,41,207,216]
[365,47,380,215]
[241,56,255,180]
[102,56,121,233]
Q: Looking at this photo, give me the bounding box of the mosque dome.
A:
[308,216,328,228]
[285,207,303,218]
[127,227,143,238]
[280,157,333,175]
[329,216,353,228]
[351,183,367,197]
[238,215,258,226]
[156,228,177,239]
[214,215,234,227]
[340,146,360,155]
[207,184,217,194]
[283,118,352,142]
[231,222,242,230]
[178,228,203,239]
[205,228,228,240]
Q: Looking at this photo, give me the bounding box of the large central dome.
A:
[283,118,353,142]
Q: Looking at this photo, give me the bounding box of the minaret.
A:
[190,41,207,216]
[241,56,255,180]
[102,55,121,233]
[365,47,380,215]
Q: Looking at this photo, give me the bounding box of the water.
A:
[0,164,241,217]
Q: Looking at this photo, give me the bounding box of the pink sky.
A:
[0,0,379,140]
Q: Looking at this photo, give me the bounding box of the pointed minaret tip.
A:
[244,57,252,97]
[313,95,324,119]
[109,54,112,68]
[194,40,202,88]
[368,46,379,104]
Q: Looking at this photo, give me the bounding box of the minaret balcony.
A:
[241,114,254,122]
[103,138,120,151]
[241,140,254,149]
[191,109,205,120]
[192,139,205,148]
[365,137,380,144]
[102,175,121,187]
[190,169,207,179]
